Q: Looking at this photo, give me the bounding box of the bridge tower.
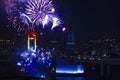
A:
[28,31,37,52]
[66,32,75,51]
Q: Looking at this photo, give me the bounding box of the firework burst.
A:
[5,0,61,33]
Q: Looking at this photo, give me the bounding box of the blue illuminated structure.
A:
[17,47,53,78]
[56,65,84,74]
[66,32,75,51]
[56,57,84,74]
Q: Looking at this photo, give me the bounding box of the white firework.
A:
[5,0,61,33]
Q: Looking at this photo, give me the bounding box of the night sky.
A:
[55,0,120,40]
[0,0,120,40]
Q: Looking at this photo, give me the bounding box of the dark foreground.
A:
[0,63,120,80]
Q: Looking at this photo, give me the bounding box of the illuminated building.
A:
[66,32,75,51]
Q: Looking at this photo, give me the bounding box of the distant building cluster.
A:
[0,40,12,48]
[56,35,120,61]
[0,35,120,63]
[0,40,15,63]
[79,35,120,58]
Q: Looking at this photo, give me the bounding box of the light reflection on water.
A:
[56,77,84,80]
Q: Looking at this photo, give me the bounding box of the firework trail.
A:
[5,0,61,33]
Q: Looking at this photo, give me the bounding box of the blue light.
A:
[56,69,84,74]
[17,47,53,78]
[42,57,45,61]
[56,57,84,74]
[56,64,84,74]
[26,65,30,71]
[31,52,36,57]
[41,75,46,78]
[17,62,22,66]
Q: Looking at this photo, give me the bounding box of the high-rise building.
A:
[66,32,75,51]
